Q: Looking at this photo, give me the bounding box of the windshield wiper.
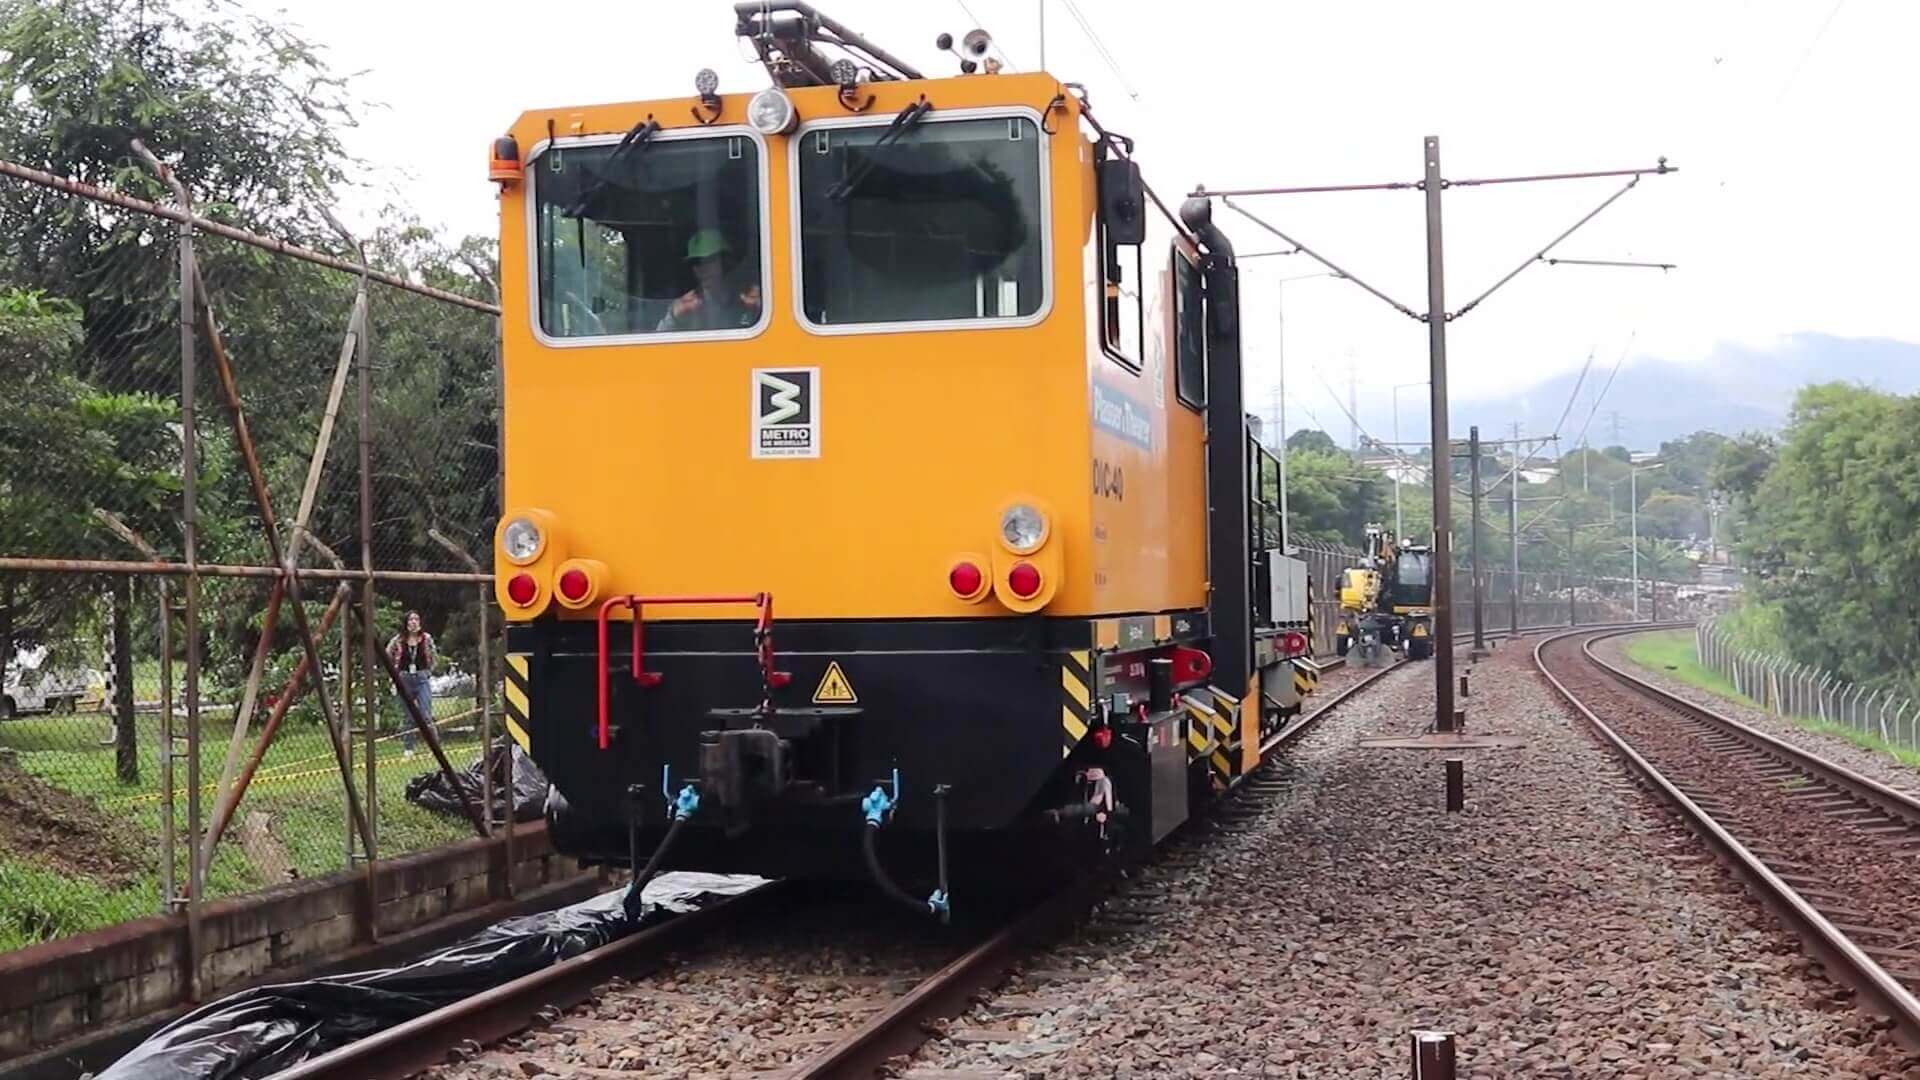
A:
[565,117,662,219]
[826,96,933,203]
[563,117,661,266]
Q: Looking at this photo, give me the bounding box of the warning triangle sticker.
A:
[812,661,858,704]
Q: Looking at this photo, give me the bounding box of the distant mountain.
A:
[1375,334,1920,450]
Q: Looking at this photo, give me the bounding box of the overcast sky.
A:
[257,0,1913,446]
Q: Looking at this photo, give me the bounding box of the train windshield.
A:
[533,132,764,340]
[1396,552,1432,587]
[797,115,1045,328]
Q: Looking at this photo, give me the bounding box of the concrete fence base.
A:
[0,823,594,1077]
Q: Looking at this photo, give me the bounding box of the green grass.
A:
[0,687,503,946]
[1623,630,1759,708]
[0,860,156,953]
[1623,630,1920,769]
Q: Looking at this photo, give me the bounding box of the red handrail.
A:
[595,593,780,750]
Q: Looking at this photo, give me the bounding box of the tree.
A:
[1735,384,1920,700]
[1636,492,1706,541]
[0,0,498,701]
[1710,432,1777,506]
[1286,428,1339,456]
[1656,430,1730,494]
[1265,450,1390,547]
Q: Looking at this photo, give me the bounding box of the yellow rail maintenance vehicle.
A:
[486,2,1317,914]
[1335,524,1435,664]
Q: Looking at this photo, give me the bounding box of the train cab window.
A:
[533,132,765,340]
[1101,238,1143,368]
[1173,250,1206,408]
[796,115,1045,328]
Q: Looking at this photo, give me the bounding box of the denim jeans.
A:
[397,671,431,752]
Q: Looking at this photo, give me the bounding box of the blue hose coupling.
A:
[926,888,950,920]
[862,785,895,826]
[673,784,701,821]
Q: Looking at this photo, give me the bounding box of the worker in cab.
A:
[656,228,761,332]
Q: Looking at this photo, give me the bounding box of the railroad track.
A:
[274,621,1579,1080]
[1535,625,1920,1049]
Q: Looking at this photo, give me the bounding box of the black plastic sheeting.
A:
[404,739,549,823]
[94,873,764,1080]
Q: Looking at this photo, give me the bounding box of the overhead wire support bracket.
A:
[1443,159,1675,188]
[1219,196,1421,322]
[1448,174,1652,320]
[1545,257,1676,271]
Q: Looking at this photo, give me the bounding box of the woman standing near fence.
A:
[386,611,435,759]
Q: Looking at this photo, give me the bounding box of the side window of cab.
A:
[1096,152,1145,372]
[1173,250,1206,409]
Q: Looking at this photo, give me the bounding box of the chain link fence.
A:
[1697,618,1920,751]
[0,152,518,954]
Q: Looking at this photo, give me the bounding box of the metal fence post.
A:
[429,528,510,898]
[133,139,207,1002]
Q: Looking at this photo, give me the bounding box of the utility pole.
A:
[1423,137,1457,733]
[1508,426,1521,636]
[1629,460,1665,621]
[1567,518,1578,627]
[1631,464,1640,620]
[1468,425,1485,657]
[1193,144,1674,739]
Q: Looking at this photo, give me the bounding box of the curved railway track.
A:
[275,622,1572,1080]
[1535,625,1920,1049]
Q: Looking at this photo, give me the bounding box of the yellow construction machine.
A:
[1334,525,1435,663]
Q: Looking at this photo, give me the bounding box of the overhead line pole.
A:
[1467,425,1485,659]
[1191,144,1675,737]
[1422,137,1456,732]
[1510,423,1521,637]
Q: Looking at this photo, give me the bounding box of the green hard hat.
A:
[685,229,730,260]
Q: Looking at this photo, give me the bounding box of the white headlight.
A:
[747,87,797,135]
[999,504,1047,553]
[502,517,543,563]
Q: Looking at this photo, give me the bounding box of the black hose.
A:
[862,821,929,915]
[623,814,689,919]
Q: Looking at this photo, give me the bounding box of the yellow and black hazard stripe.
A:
[1292,658,1319,698]
[1060,649,1092,758]
[1305,577,1316,656]
[1183,694,1221,757]
[1198,686,1240,786]
[503,653,532,752]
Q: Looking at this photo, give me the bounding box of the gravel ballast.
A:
[420,888,961,1080]
[906,637,1919,1078]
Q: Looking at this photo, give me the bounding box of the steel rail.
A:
[1579,628,1920,830]
[1534,626,1920,1049]
[787,884,1092,1079]
[809,620,1605,1076]
[272,883,786,1080]
[275,618,1599,1080]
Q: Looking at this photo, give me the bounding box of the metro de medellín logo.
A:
[751,368,819,459]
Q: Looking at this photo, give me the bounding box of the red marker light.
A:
[949,561,984,598]
[558,567,590,602]
[506,572,537,606]
[1008,561,1042,599]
